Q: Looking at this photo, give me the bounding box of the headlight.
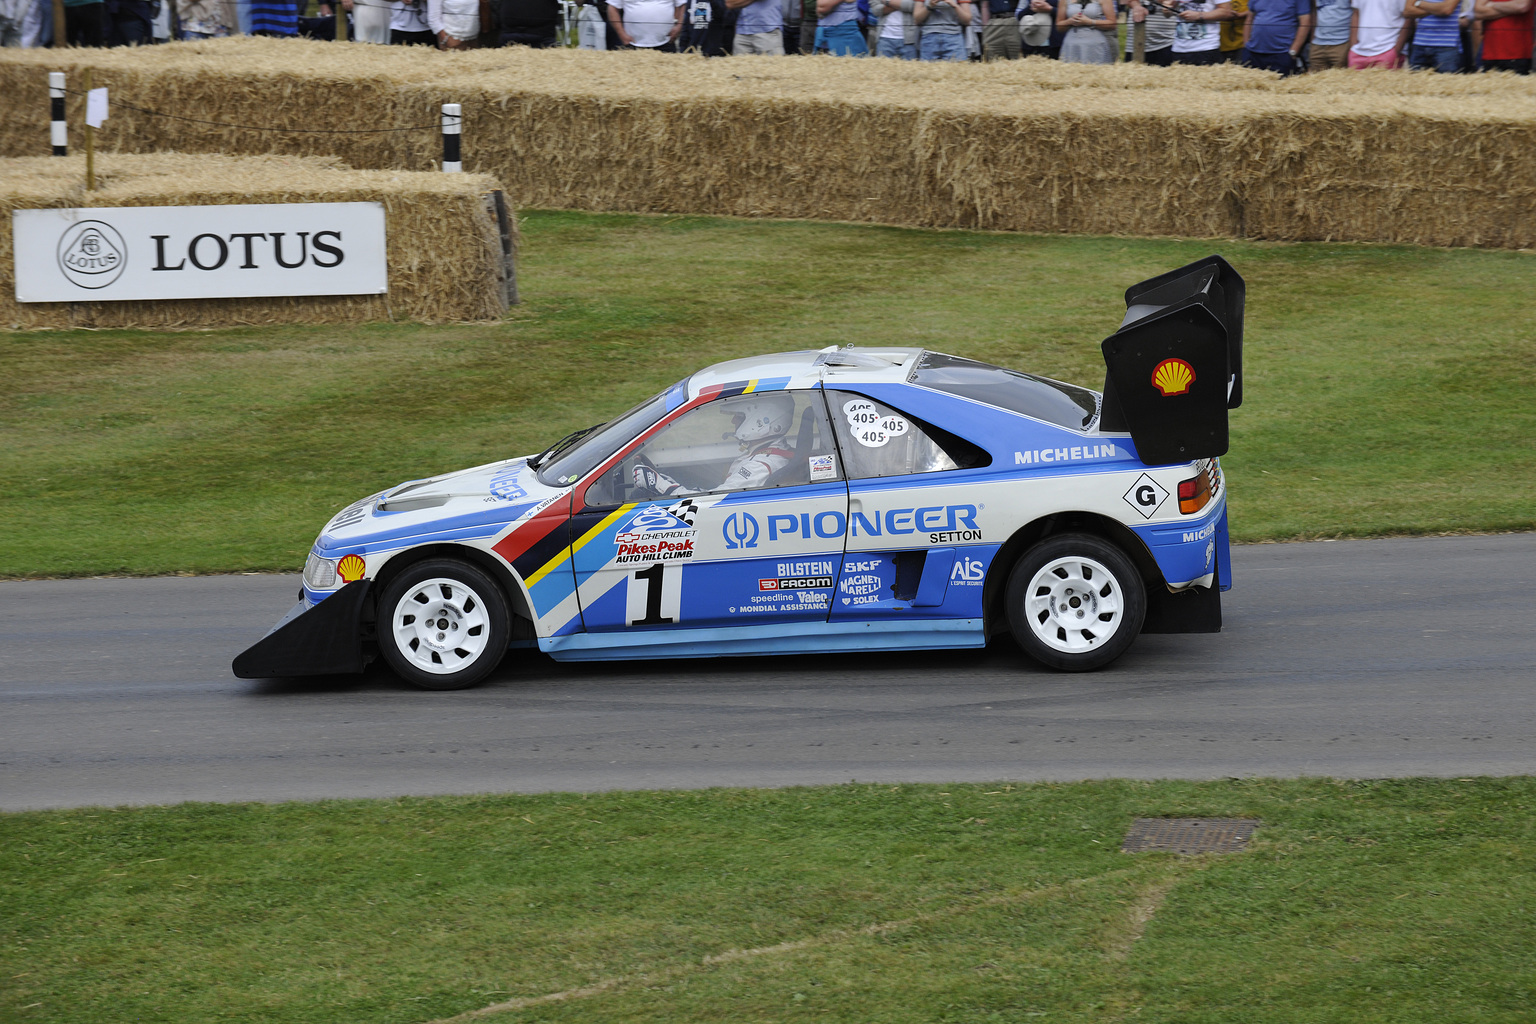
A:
[304,552,338,590]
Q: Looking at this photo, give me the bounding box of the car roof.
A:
[687,347,923,399]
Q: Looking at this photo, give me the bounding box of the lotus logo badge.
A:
[722,511,759,550]
[57,220,127,289]
[1151,357,1196,397]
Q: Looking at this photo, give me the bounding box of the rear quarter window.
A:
[910,351,1099,430]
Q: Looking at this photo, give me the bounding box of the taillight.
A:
[1178,463,1214,514]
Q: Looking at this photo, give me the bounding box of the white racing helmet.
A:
[732,393,795,444]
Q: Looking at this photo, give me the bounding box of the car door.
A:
[569,389,849,632]
[823,390,993,621]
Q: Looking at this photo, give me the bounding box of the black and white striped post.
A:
[441,103,462,173]
[49,72,66,157]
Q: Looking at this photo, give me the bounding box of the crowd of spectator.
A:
[0,0,1529,74]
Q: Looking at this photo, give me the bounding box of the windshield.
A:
[535,384,682,488]
[909,351,1099,430]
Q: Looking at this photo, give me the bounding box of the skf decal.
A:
[336,553,366,583]
[1151,358,1196,397]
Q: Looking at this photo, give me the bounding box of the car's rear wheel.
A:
[1005,534,1146,672]
[377,558,510,690]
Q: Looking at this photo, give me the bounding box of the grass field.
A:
[1,210,1533,578]
[4,778,1535,1024]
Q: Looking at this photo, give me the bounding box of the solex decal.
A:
[839,559,888,607]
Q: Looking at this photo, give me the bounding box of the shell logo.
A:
[336,553,367,583]
[1151,358,1196,397]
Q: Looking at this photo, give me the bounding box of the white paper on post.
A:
[86,88,108,128]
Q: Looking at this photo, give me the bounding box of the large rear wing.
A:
[1099,255,1244,466]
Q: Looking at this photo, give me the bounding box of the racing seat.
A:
[764,407,820,487]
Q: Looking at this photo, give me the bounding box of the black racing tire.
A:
[1004,533,1147,672]
[376,558,511,690]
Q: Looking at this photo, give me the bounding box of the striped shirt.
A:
[249,0,298,34]
[1411,7,1459,47]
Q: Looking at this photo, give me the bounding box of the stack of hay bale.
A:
[4,39,1536,252]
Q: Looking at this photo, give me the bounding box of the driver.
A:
[633,393,797,496]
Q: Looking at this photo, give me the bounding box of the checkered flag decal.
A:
[666,498,700,527]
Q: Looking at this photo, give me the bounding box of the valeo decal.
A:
[1151,357,1196,397]
[336,553,367,583]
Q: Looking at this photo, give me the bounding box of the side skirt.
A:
[540,618,987,662]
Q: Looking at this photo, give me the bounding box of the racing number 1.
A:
[628,562,673,626]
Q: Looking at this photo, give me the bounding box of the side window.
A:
[586,391,842,505]
[827,391,989,480]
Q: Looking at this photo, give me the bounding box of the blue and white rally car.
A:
[234,256,1244,689]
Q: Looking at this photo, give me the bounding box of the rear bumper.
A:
[231,580,374,678]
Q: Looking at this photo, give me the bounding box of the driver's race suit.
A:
[634,439,796,496]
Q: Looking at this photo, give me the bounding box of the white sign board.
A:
[12,203,388,303]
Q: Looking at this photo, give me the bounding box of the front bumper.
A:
[231,580,375,678]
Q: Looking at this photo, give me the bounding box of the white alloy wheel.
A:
[1022,555,1126,654]
[1004,533,1147,672]
[376,558,510,690]
[390,577,493,675]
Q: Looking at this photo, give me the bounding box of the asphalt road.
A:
[2,534,1534,811]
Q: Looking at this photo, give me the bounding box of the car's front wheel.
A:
[377,558,510,690]
[1005,534,1146,672]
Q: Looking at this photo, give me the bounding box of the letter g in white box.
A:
[12,202,387,302]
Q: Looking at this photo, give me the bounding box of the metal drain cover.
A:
[1122,818,1260,855]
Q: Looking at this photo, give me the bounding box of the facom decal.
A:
[488,465,529,502]
[759,575,835,591]
[336,553,366,583]
[1151,358,1196,397]
[1123,474,1169,519]
[843,399,908,448]
[615,499,699,564]
[1014,444,1120,465]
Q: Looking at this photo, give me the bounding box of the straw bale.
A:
[5,40,1536,247]
[2,153,510,329]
